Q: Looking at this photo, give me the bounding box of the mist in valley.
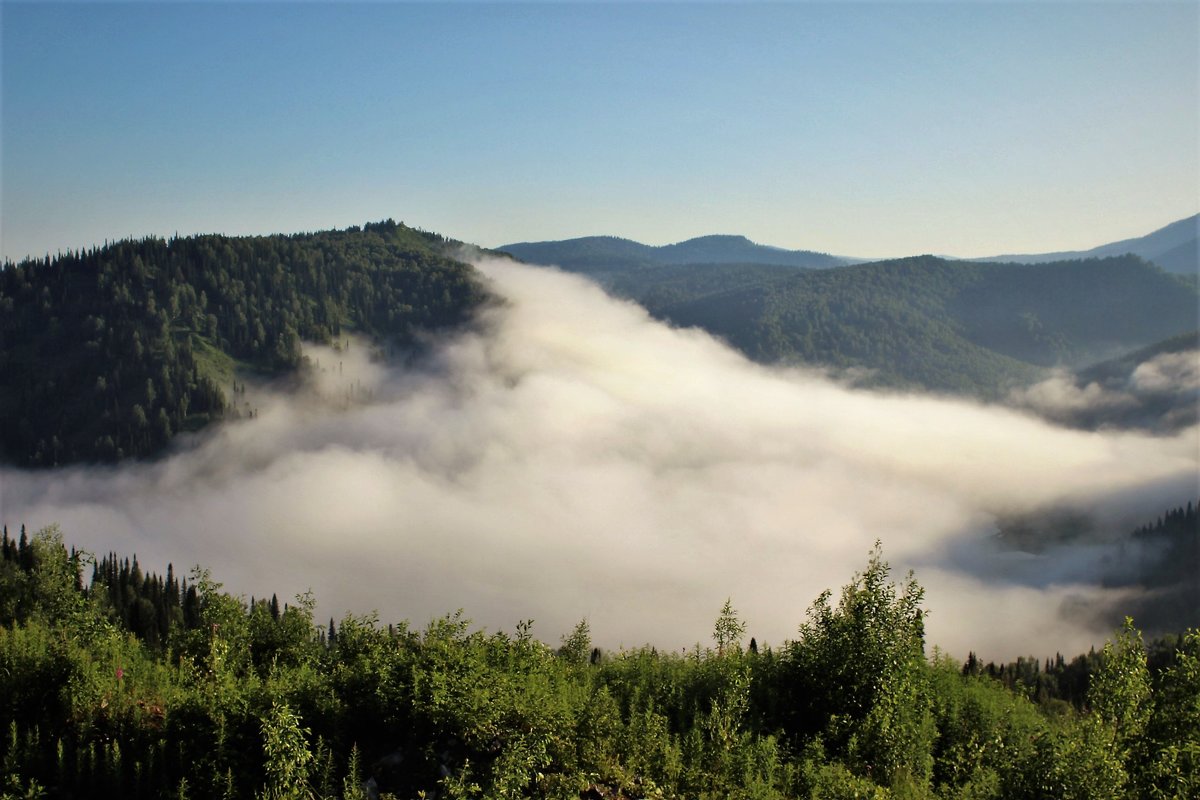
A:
[1009,346,1200,434]
[1,258,1196,662]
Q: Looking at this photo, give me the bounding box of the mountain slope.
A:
[499,233,847,273]
[599,254,1197,397]
[1147,236,1198,274]
[976,213,1199,274]
[0,220,487,467]
[947,257,1196,364]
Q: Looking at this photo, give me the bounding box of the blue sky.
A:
[2,1,1197,262]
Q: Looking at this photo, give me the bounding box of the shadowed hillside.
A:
[591,254,1197,397]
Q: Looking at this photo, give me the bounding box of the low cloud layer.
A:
[1010,348,1200,433]
[2,259,1196,661]
[1131,350,1200,394]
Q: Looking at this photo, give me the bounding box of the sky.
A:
[2,1,1197,262]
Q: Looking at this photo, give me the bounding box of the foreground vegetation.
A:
[2,527,1196,799]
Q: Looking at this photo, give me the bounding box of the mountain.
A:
[0,220,487,467]
[596,254,1198,398]
[975,213,1199,274]
[498,233,848,273]
[1076,329,1200,386]
[503,215,1200,276]
[654,234,846,268]
[502,219,1197,398]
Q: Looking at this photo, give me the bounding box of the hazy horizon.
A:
[6,210,1196,266]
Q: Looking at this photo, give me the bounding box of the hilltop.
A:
[0,220,487,467]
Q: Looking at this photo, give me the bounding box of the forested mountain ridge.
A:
[595,254,1197,397]
[0,220,487,467]
[499,233,849,274]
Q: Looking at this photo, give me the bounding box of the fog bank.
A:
[2,259,1196,661]
[1010,348,1200,433]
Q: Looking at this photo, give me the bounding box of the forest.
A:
[560,254,1197,398]
[0,221,486,467]
[1,525,1196,800]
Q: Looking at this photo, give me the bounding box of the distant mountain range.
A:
[972,214,1199,274]
[500,216,1199,402]
[498,234,849,273]
[501,213,1199,275]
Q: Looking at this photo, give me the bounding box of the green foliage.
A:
[928,657,1041,795]
[340,745,366,800]
[257,701,315,800]
[1133,629,1200,798]
[1088,618,1151,752]
[713,598,747,655]
[0,773,48,800]
[807,761,890,800]
[2,529,1195,799]
[558,617,592,666]
[784,542,933,788]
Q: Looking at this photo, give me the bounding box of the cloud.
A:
[1009,348,1200,433]
[1131,350,1200,394]
[1,259,1196,662]
[1008,370,1138,418]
